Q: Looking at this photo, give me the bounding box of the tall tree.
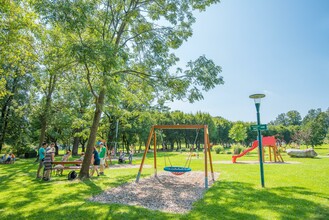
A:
[273,113,288,126]
[302,108,322,125]
[33,26,73,148]
[286,110,302,126]
[302,111,329,147]
[214,116,232,145]
[0,0,37,152]
[229,121,247,144]
[35,0,223,179]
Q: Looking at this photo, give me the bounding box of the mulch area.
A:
[90,171,220,213]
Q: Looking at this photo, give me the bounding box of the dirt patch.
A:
[90,171,219,213]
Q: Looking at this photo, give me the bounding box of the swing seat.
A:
[164,166,191,175]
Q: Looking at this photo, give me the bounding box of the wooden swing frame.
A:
[135,125,215,188]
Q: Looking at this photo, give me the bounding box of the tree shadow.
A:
[186,181,329,220]
[1,159,328,220]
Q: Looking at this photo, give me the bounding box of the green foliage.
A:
[302,111,329,147]
[324,131,329,144]
[213,116,232,145]
[232,143,245,155]
[1,0,328,178]
[272,110,302,126]
[229,121,247,143]
[213,145,224,154]
[0,0,38,152]
[31,0,224,177]
[286,110,302,125]
[1,149,329,219]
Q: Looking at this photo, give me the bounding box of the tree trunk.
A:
[80,139,87,152]
[0,105,10,153]
[79,89,105,179]
[38,75,56,148]
[170,142,174,151]
[72,128,81,156]
[72,135,80,156]
[38,114,47,148]
[138,144,142,153]
[0,78,17,153]
[55,143,59,156]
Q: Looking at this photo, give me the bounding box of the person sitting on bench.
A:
[118,150,125,164]
[74,152,85,166]
[5,153,12,164]
[62,150,71,162]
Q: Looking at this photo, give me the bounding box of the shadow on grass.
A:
[1,159,328,220]
[185,181,329,220]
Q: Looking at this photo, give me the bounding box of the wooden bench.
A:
[52,161,83,170]
[52,161,82,165]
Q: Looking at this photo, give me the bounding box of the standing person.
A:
[43,143,55,181]
[36,142,47,178]
[106,146,112,166]
[90,146,100,177]
[99,143,106,175]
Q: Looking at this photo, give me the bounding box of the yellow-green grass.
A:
[0,146,328,219]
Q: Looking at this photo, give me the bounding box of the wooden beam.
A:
[153,125,205,130]
[136,126,154,183]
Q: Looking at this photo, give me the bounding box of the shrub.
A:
[232,144,245,155]
[213,145,224,154]
[24,148,37,158]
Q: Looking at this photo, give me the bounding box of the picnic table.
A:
[52,161,82,170]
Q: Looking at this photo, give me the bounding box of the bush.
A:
[11,144,36,157]
[0,144,9,154]
[24,148,37,158]
[232,144,245,155]
[213,145,225,154]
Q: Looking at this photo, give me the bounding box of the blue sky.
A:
[168,0,329,123]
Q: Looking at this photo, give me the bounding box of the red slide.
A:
[232,136,276,163]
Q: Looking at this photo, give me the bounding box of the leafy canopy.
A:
[34,0,223,105]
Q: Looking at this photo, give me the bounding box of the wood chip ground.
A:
[90,171,219,213]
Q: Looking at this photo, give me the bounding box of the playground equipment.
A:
[163,166,191,175]
[135,124,215,188]
[160,129,200,175]
[232,136,284,163]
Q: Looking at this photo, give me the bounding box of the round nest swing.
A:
[164,166,192,176]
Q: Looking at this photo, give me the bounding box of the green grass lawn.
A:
[0,146,328,220]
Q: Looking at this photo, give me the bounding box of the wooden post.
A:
[206,126,215,181]
[273,146,277,162]
[278,148,284,162]
[153,131,157,177]
[136,126,154,183]
[204,125,208,189]
[136,124,215,188]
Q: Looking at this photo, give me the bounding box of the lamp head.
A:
[249,94,266,104]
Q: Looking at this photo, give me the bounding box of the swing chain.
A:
[159,130,172,167]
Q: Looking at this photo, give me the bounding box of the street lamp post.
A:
[249,93,266,188]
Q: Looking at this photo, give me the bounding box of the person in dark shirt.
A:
[90,146,100,177]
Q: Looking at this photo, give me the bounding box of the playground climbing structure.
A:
[232,136,284,163]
